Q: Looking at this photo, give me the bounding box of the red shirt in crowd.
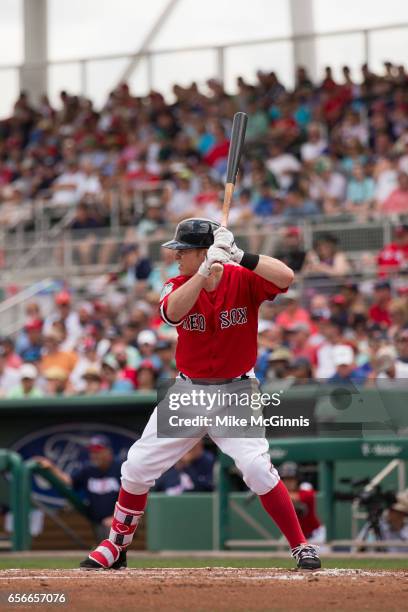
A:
[368,303,392,326]
[377,242,408,275]
[297,488,321,538]
[160,264,287,378]
[381,189,408,215]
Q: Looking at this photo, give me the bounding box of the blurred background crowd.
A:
[2,60,408,234]
[1,60,408,396]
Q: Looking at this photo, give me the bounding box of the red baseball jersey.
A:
[160,263,286,378]
[298,489,321,538]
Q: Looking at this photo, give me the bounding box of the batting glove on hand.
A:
[213,226,235,253]
[230,241,244,264]
[198,245,231,277]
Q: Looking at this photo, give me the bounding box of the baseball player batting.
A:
[80,218,321,570]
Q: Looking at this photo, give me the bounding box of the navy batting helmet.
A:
[162,218,220,250]
[279,462,299,479]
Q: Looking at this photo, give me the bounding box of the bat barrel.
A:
[226,112,248,185]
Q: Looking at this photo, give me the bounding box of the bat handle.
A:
[209,183,234,275]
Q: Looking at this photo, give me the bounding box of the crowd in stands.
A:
[0,61,408,396]
[0,257,407,397]
[1,60,408,242]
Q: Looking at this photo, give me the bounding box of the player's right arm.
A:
[164,274,206,324]
[161,245,229,325]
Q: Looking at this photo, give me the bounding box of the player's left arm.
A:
[213,226,294,289]
[250,254,294,289]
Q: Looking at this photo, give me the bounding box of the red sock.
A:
[118,486,148,512]
[259,480,306,549]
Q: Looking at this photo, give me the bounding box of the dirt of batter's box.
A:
[0,568,407,612]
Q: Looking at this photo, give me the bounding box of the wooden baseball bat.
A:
[211,111,248,273]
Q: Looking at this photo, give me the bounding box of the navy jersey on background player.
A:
[71,459,122,522]
[154,450,215,494]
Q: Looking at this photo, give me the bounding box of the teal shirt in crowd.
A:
[346,177,375,204]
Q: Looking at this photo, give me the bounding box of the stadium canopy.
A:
[0,0,408,116]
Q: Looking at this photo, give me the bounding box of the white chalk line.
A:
[0,569,405,582]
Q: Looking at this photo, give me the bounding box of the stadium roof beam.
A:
[117,0,181,89]
[289,0,317,82]
[21,0,48,103]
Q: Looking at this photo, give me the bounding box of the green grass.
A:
[0,557,407,570]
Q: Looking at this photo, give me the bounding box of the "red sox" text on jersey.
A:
[182,307,248,331]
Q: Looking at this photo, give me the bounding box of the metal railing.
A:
[0,450,27,551]
[0,278,54,335]
[1,22,408,114]
[0,216,398,282]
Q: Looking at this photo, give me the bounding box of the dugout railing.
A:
[20,460,91,551]
[216,437,408,551]
[0,450,27,551]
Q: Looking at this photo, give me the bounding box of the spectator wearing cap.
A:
[136,360,158,391]
[155,339,176,381]
[274,227,306,272]
[100,354,134,394]
[328,344,367,384]
[377,225,408,276]
[275,290,311,331]
[7,364,44,399]
[263,347,293,387]
[80,366,103,396]
[0,337,22,369]
[15,302,43,356]
[35,435,121,542]
[43,291,82,347]
[378,489,408,553]
[137,330,161,370]
[110,340,139,388]
[0,347,20,396]
[368,281,392,328]
[69,336,100,393]
[288,357,314,382]
[43,366,69,396]
[255,322,284,384]
[302,234,350,280]
[17,318,43,363]
[40,330,78,378]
